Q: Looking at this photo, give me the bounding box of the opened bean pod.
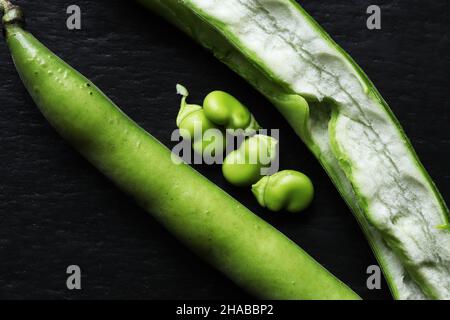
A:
[142,0,450,299]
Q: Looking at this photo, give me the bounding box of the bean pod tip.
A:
[1,1,25,31]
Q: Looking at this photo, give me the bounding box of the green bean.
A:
[252,170,314,213]
[222,134,277,187]
[203,90,260,133]
[176,84,224,155]
[0,0,360,300]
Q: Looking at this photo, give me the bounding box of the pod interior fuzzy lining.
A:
[187,0,450,299]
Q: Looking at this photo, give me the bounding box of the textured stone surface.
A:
[0,0,448,299]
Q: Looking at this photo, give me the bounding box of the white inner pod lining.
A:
[187,0,450,299]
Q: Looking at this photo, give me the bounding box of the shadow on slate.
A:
[0,0,448,300]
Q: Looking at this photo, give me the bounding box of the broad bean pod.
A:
[140,0,450,299]
[0,0,359,300]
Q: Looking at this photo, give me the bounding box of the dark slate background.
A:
[0,0,448,300]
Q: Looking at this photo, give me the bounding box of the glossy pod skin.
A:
[0,3,359,300]
[252,170,314,213]
[222,135,277,187]
[203,90,260,132]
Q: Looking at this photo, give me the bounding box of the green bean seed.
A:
[252,170,314,213]
[176,84,225,155]
[222,134,278,187]
[203,90,260,132]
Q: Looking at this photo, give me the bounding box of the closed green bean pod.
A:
[0,1,359,300]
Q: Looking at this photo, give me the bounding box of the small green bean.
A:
[252,170,314,213]
[203,90,260,132]
[176,84,225,155]
[222,134,278,187]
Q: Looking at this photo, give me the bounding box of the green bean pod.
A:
[0,2,359,300]
[139,0,450,299]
